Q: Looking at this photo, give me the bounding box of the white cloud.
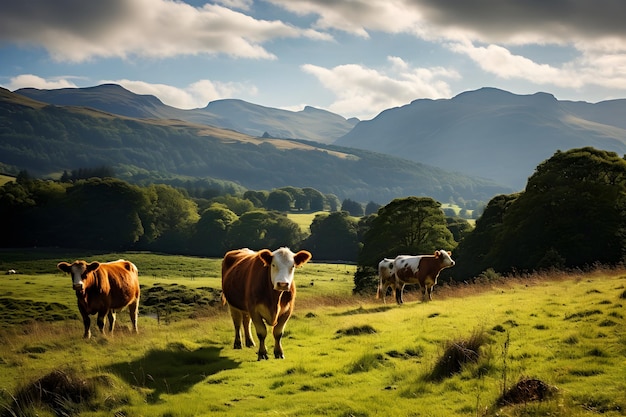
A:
[6,74,78,90]
[0,0,331,62]
[301,59,457,119]
[102,79,258,109]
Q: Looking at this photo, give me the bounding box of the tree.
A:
[191,204,238,256]
[243,190,268,208]
[341,198,364,216]
[303,187,325,212]
[143,184,200,252]
[226,210,305,250]
[266,190,292,211]
[365,201,382,215]
[454,147,626,280]
[63,178,151,249]
[358,196,456,268]
[494,147,626,272]
[302,211,359,261]
[210,194,254,215]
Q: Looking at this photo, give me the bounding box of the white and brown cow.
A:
[57,259,140,338]
[376,257,397,304]
[393,250,455,304]
[221,247,312,360]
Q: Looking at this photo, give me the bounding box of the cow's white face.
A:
[264,247,312,291]
[436,250,455,268]
[57,260,100,291]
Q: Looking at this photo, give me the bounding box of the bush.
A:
[427,329,488,381]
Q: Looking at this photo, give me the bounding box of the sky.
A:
[1,0,626,120]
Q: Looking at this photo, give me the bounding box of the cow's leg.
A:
[242,313,255,348]
[96,311,107,335]
[81,312,91,339]
[421,285,428,302]
[128,300,139,333]
[229,307,244,349]
[250,314,269,360]
[273,313,291,359]
[107,311,116,333]
[395,283,405,304]
[427,285,434,301]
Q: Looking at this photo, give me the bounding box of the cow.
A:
[57,259,140,338]
[221,247,312,360]
[376,257,397,304]
[393,250,455,304]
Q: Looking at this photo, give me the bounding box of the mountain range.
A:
[337,88,626,190]
[16,84,358,145]
[15,84,626,191]
[0,87,508,204]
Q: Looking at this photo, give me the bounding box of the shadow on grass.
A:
[332,305,393,316]
[106,343,239,403]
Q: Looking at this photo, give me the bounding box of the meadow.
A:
[0,249,625,416]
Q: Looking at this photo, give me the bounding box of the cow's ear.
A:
[258,249,273,267]
[294,250,312,267]
[57,262,72,273]
[434,250,441,257]
[86,261,100,272]
[447,251,452,256]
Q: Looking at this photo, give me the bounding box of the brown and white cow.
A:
[393,250,455,304]
[221,247,312,360]
[376,257,397,304]
[57,259,140,338]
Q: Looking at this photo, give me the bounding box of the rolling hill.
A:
[336,88,626,190]
[0,87,509,204]
[15,84,358,144]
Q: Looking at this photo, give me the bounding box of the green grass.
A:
[0,250,625,416]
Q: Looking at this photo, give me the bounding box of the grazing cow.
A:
[221,247,312,360]
[57,259,140,338]
[376,258,397,304]
[393,250,455,304]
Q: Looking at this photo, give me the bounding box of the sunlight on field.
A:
[1,251,625,417]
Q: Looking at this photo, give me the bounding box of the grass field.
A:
[0,250,625,416]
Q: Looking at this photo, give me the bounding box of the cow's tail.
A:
[221,292,227,306]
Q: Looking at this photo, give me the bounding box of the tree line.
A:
[2,147,624,293]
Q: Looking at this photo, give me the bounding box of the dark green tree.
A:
[301,211,359,261]
[190,204,238,256]
[63,178,151,249]
[365,201,382,215]
[454,147,626,280]
[226,210,305,250]
[341,198,364,216]
[451,193,519,279]
[266,190,292,211]
[359,196,456,268]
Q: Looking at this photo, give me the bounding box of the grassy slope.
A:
[0,251,625,416]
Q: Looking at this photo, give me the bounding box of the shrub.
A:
[427,329,488,381]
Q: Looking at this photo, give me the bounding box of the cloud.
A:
[101,79,258,109]
[302,57,458,119]
[0,0,330,62]
[5,74,79,90]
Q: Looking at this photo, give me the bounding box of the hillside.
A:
[336,88,626,190]
[0,88,510,203]
[15,84,358,144]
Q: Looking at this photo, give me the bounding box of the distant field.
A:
[287,211,325,233]
[0,249,624,416]
[0,174,15,186]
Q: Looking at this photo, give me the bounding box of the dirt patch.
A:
[498,378,558,405]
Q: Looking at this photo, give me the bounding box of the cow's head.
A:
[435,250,455,268]
[259,247,312,291]
[57,260,101,292]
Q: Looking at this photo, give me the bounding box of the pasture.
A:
[0,249,625,416]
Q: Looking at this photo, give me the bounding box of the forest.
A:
[2,147,626,290]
